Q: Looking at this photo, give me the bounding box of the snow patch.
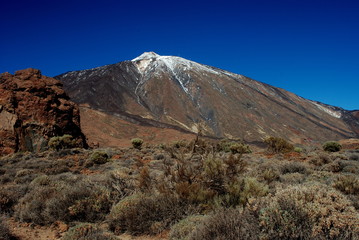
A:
[312,102,342,118]
[132,52,160,61]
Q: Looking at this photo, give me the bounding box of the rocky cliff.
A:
[0,68,87,155]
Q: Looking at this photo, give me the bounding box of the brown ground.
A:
[79,106,196,148]
[339,138,359,149]
[7,218,168,240]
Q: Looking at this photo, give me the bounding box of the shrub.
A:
[224,177,269,207]
[323,141,342,152]
[258,184,359,239]
[48,135,76,151]
[131,138,144,150]
[0,185,27,214]
[189,208,260,240]
[264,137,294,153]
[333,174,359,195]
[15,179,113,225]
[218,139,251,154]
[294,147,303,153]
[62,223,117,240]
[169,215,207,240]
[85,151,109,167]
[280,161,308,174]
[229,143,251,154]
[108,193,192,235]
[259,168,280,183]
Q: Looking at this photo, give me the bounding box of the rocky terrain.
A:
[0,64,358,240]
[56,52,359,145]
[0,68,87,156]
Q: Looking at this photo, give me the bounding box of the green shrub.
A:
[108,193,192,235]
[218,139,251,154]
[48,135,76,151]
[264,137,294,153]
[323,141,342,152]
[62,223,116,240]
[85,151,109,167]
[131,138,144,150]
[229,143,251,154]
[333,174,359,195]
[294,147,303,153]
[189,208,260,240]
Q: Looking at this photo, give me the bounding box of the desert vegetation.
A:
[0,136,358,239]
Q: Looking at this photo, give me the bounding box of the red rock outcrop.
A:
[0,68,87,155]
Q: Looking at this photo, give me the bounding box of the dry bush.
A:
[264,137,294,153]
[333,174,359,195]
[0,185,27,214]
[169,214,207,240]
[189,208,260,240]
[280,161,308,174]
[0,216,18,240]
[62,223,116,240]
[321,159,346,173]
[257,184,359,240]
[279,172,306,184]
[259,168,280,183]
[156,151,253,209]
[310,152,332,166]
[222,177,269,207]
[348,152,359,161]
[108,193,193,235]
[15,176,117,225]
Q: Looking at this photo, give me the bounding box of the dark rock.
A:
[0,68,87,155]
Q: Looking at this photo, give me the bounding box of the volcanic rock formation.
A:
[0,68,87,155]
[56,52,359,144]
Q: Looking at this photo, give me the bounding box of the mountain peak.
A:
[132,52,160,61]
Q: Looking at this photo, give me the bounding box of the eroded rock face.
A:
[0,68,87,155]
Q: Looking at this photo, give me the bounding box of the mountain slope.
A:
[55,52,359,144]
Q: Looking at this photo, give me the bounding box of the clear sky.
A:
[1,0,358,110]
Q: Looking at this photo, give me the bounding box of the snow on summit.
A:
[131,52,221,75]
[132,52,160,61]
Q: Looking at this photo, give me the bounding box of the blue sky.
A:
[1,0,358,110]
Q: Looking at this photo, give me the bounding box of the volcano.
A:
[55,52,359,145]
